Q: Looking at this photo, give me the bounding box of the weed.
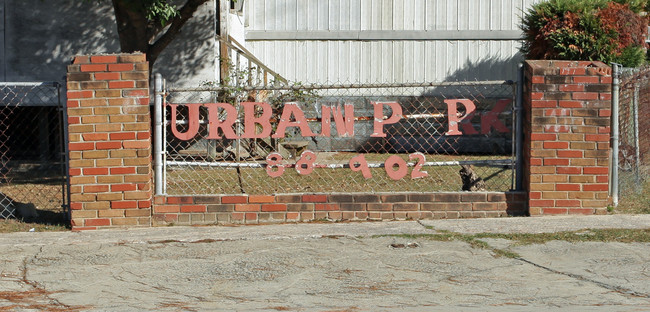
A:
[311,218,333,223]
[615,181,650,214]
[376,228,650,260]
[492,249,521,259]
[474,228,650,244]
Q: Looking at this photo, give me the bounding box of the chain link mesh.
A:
[619,68,650,195]
[163,81,516,195]
[0,83,67,219]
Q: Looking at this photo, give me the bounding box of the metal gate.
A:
[154,78,522,196]
[0,82,69,221]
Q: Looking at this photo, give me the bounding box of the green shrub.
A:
[520,0,648,67]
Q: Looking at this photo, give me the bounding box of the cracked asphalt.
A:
[0,215,649,311]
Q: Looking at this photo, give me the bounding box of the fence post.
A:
[219,0,230,83]
[57,82,72,221]
[610,63,620,207]
[515,64,524,191]
[633,82,641,189]
[154,73,164,196]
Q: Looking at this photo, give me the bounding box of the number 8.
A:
[295,150,316,175]
[266,153,285,177]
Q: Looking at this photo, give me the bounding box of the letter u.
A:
[169,104,200,141]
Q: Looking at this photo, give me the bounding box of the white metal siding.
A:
[245,0,541,83]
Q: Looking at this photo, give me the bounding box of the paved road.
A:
[1,215,649,311]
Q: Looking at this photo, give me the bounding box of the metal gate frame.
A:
[153,73,525,196]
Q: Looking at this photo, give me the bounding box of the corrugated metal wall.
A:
[244,0,540,83]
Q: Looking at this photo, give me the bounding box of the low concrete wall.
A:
[152,192,527,226]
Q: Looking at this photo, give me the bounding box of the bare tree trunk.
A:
[111,0,212,69]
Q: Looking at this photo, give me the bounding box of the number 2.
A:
[409,153,428,179]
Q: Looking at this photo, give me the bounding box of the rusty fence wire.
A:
[0,82,68,220]
[618,68,650,196]
[159,81,517,196]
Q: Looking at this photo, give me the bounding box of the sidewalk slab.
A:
[0,216,649,311]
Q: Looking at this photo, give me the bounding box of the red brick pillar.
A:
[524,60,611,215]
[66,53,152,230]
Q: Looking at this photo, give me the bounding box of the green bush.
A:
[520,0,648,67]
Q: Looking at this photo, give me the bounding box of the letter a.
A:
[273,103,316,138]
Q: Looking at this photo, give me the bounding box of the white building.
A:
[0,0,540,85]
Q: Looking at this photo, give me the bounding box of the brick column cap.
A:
[525,60,611,76]
[71,53,147,65]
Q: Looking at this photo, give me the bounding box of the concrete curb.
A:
[2,215,648,247]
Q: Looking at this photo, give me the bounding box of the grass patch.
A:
[474,228,650,244]
[615,180,650,214]
[0,219,69,233]
[0,208,69,233]
[375,228,650,259]
[0,167,69,233]
[373,232,520,258]
[166,152,514,195]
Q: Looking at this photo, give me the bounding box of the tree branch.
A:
[148,0,211,64]
[112,0,151,53]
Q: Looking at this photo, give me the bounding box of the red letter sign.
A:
[480,99,511,134]
[169,104,200,141]
[371,102,403,138]
[321,104,355,137]
[273,103,316,138]
[445,99,478,135]
[206,103,238,139]
[242,102,272,139]
[349,154,372,178]
[385,155,408,180]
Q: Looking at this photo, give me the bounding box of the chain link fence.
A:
[618,68,650,196]
[0,82,68,220]
[160,80,517,196]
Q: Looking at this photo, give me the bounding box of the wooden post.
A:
[219,0,230,84]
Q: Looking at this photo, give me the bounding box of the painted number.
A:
[295,151,316,175]
[384,153,430,180]
[385,155,408,180]
[266,151,429,180]
[265,153,285,178]
[349,154,372,179]
[409,153,429,179]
